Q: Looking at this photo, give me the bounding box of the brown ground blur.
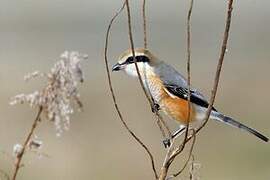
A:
[0,0,269,179]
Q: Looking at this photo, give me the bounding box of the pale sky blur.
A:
[0,0,269,180]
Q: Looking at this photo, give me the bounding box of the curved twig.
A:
[104,1,158,179]
[159,0,194,178]
[189,155,195,180]
[158,0,234,179]
[124,1,158,178]
[195,0,234,133]
[169,129,196,179]
[141,0,171,139]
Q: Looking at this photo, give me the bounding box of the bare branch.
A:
[189,155,195,180]
[141,0,172,139]
[170,130,196,179]
[158,0,194,178]
[196,0,234,133]
[104,1,158,179]
[125,0,151,106]
[124,1,158,178]
[158,0,234,179]
[159,138,176,180]
[175,0,234,159]
[12,106,43,180]
[142,0,148,49]
[181,0,194,156]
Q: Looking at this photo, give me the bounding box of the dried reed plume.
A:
[10,51,87,180]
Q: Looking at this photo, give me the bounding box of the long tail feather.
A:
[214,113,268,142]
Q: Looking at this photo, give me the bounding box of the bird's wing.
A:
[154,62,188,87]
[164,84,217,111]
[153,61,216,111]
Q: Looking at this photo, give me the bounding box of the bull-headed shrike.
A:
[112,48,268,145]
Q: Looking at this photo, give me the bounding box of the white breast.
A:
[145,78,163,103]
[124,62,164,103]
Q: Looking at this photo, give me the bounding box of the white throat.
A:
[124,62,153,78]
[124,62,163,103]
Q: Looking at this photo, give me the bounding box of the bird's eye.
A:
[126,57,134,63]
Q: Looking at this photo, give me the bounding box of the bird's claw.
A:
[151,103,160,113]
[163,138,171,148]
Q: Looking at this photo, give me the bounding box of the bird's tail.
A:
[212,112,268,142]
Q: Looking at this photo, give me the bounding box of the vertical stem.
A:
[159,167,169,180]
[196,0,234,133]
[183,0,194,153]
[141,0,171,139]
[158,0,234,179]
[12,106,43,180]
[125,1,158,178]
[142,0,147,49]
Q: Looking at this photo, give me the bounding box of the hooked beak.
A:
[112,63,122,72]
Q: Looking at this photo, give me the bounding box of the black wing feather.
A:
[164,84,217,112]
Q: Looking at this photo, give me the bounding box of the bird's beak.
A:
[112,63,122,72]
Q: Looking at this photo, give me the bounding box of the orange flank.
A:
[161,96,195,124]
[147,75,195,124]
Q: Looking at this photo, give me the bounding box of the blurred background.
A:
[0,0,269,179]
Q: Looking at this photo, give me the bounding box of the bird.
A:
[112,48,269,146]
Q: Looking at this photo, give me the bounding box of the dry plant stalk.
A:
[10,51,87,180]
[142,0,172,139]
[170,129,196,179]
[158,0,234,179]
[196,0,234,133]
[165,0,195,178]
[142,0,148,49]
[12,107,43,180]
[104,1,158,179]
[158,0,195,178]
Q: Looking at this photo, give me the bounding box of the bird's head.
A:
[112,48,156,77]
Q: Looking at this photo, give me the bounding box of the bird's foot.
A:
[151,103,160,113]
[163,138,171,148]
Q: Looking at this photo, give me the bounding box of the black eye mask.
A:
[125,55,150,64]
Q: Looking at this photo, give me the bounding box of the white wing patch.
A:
[163,87,178,98]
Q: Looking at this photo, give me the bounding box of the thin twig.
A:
[142,0,147,49]
[126,0,170,139]
[180,0,194,156]
[175,0,234,155]
[189,155,195,180]
[125,0,153,111]
[12,106,43,180]
[141,0,165,138]
[156,116,167,138]
[104,1,158,179]
[125,1,158,178]
[159,0,194,178]
[158,0,234,179]
[170,129,196,179]
[159,138,176,180]
[195,0,234,134]
[166,130,194,172]
[158,114,172,137]
[142,0,171,139]
[159,131,195,180]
